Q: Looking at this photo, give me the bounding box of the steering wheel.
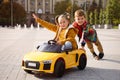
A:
[48,40,57,44]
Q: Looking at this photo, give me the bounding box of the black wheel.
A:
[54,60,65,77]
[24,70,32,74]
[77,54,87,70]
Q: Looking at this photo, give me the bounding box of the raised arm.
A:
[32,13,58,32]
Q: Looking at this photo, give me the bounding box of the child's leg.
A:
[86,41,94,53]
[86,41,99,60]
[95,38,104,59]
[95,38,103,53]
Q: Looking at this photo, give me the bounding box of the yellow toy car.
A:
[22,40,87,77]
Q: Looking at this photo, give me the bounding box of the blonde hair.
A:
[58,12,71,21]
[74,9,86,18]
[55,15,59,25]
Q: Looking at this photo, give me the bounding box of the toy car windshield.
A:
[37,43,62,53]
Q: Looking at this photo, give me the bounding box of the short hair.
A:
[74,9,86,17]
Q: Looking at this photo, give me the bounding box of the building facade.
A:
[3,0,108,14]
[2,0,108,26]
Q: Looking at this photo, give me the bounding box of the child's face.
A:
[58,17,69,29]
[74,16,86,26]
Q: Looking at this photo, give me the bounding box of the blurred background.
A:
[0,0,120,29]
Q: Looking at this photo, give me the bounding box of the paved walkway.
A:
[0,28,120,80]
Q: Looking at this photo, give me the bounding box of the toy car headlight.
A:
[42,60,52,64]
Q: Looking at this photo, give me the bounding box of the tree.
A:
[54,0,80,15]
[94,9,99,25]
[112,0,120,25]
[88,0,97,13]
[98,0,103,13]
[89,12,94,25]
[54,0,80,22]
[102,10,106,24]
[66,1,80,22]
[105,0,120,25]
[54,0,69,15]
[87,0,98,25]
[0,1,26,26]
[99,9,103,24]
[86,11,89,22]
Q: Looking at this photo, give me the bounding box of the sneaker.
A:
[99,53,104,59]
[93,52,99,60]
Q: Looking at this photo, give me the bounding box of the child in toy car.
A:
[22,13,87,78]
[33,13,78,50]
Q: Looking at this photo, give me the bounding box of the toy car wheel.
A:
[54,60,65,77]
[24,69,32,74]
[77,54,87,70]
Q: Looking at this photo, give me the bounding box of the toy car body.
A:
[22,40,87,77]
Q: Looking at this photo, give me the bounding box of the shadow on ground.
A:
[32,66,120,80]
[102,58,120,64]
